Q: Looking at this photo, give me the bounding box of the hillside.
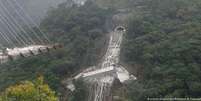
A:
[121,0,201,100]
[0,0,201,101]
[0,0,113,93]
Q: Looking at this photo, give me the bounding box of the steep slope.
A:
[122,0,201,100]
[0,1,114,98]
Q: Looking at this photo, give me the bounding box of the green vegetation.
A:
[0,1,113,96]
[121,0,201,100]
[0,76,58,101]
[94,0,131,9]
[1,0,201,100]
[69,80,88,101]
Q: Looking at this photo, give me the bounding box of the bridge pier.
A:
[65,26,136,101]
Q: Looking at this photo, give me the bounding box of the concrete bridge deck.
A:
[0,44,63,64]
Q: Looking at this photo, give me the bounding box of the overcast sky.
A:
[17,0,67,23]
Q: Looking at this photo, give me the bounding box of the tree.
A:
[121,0,201,100]
[70,80,88,101]
[0,1,113,97]
[0,76,58,101]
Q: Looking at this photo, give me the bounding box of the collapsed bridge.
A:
[0,44,63,63]
[66,26,136,101]
[0,0,63,64]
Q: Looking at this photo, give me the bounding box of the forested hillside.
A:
[0,0,201,101]
[0,1,113,95]
[121,0,201,101]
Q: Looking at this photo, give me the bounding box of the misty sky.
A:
[17,0,66,23]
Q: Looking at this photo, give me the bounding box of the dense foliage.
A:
[0,1,113,96]
[121,0,201,100]
[1,0,201,100]
[41,1,113,67]
[0,76,58,101]
[69,80,88,101]
[94,0,131,9]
